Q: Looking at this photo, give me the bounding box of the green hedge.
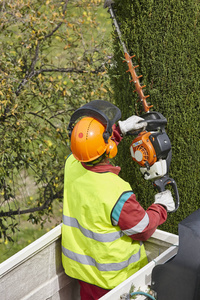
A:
[109,0,200,234]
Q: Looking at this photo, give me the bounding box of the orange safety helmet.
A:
[70,117,117,163]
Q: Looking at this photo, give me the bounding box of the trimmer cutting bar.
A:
[104,0,152,112]
[104,1,128,54]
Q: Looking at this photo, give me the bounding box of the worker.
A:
[62,100,175,300]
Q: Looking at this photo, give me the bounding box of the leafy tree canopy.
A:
[0,0,113,242]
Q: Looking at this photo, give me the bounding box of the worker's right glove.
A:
[118,115,147,135]
[154,190,175,212]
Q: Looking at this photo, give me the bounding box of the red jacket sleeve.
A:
[112,124,122,145]
[113,193,167,241]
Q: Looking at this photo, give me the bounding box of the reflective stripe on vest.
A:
[62,244,141,272]
[63,214,124,242]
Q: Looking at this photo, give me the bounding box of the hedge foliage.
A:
[109,0,200,234]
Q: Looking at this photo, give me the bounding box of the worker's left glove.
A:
[118,115,147,135]
[154,190,175,212]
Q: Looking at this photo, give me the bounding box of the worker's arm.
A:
[112,115,147,144]
[112,124,122,145]
[111,192,167,241]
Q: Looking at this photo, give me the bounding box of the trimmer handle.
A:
[153,175,180,212]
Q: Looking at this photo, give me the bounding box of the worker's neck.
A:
[98,158,110,165]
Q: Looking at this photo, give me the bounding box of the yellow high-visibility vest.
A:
[62,154,148,289]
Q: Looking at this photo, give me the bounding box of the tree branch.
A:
[44,0,69,39]
[34,66,105,75]
[15,42,41,96]
[26,111,65,140]
[0,190,63,217]
[15,0,70,96]
[15,65,105,96]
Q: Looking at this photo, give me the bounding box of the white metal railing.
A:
[0,224,80,300]
[0,225,178,300]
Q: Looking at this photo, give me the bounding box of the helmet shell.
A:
[70,117,108,162]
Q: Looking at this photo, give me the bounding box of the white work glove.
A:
[118,116,147,135]
[154,190,175,212]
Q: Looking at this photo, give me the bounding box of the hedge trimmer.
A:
[104,0,179,212]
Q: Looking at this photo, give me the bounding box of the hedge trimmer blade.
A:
[104,0,152,112]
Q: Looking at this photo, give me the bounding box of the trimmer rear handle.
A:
[153,175,180,212]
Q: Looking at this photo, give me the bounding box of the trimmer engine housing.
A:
[130,111,172,170]
[130,130,171,169]
[130,131,157,167]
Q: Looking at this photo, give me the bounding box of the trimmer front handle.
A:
[153,175,180,212]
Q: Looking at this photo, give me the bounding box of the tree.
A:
[0,0,113,241]
[109,0,200,234]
